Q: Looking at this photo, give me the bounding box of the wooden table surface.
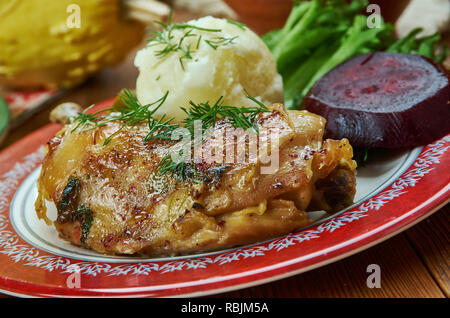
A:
[0,7,449,298]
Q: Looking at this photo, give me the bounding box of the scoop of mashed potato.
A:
[134,16,283,123]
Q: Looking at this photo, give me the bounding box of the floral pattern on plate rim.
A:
[0,136,448,276]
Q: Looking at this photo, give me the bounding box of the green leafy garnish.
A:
[263,0,449,109]
[386,28,449,63]
[353,147,370,166]
[73,90,270,181]
[182,95,270,135]
[226,19,247,30]
[72,89,173,145]
[148,12,240,70]
[159,93,270,181]
[204,36,239,50]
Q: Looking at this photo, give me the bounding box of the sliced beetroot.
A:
[302,52,450,148]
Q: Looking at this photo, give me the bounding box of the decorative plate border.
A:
[0,136,448,278]
[0,93,448,298]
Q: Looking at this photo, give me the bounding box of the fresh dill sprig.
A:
[72,89,271,182]
[70,104,102,133]
[160,93,271,181]
[204,36,239,50]
[158,151,189,180]
[182,94,270,135]
[147,12,240,70]
[103,90,173,145]
[72,89,173,145]
[144,108,179,142]
[226,19,247,31]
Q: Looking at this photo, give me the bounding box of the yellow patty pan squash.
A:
[0,0,145,89]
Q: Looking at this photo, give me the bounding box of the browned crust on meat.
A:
[35,104,356,256]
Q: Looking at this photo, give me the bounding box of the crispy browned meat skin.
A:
[35,104,356,256]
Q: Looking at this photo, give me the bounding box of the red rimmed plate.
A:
[0,98,448,297]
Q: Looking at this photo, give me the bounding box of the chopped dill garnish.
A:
[159,92,270,181]
[147,11,240,70]
[204,36,239,50]
[72,88,270,181]
[182,93,270,135]
[70,104,100,133]
[226,19,247,30]
[72,89,173,145]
